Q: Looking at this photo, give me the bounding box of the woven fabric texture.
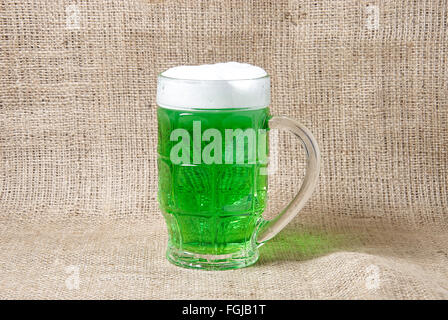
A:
[0,0,447,299]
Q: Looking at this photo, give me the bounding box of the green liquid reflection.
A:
[258,227,363,264]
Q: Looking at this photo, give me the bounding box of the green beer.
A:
[158,106,269,266]
[156,62,321,270]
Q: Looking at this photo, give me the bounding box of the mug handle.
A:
[257,116,321,244]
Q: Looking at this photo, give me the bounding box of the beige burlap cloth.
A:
[0,0,447,299]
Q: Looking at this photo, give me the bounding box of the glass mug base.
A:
[166,245,259,270]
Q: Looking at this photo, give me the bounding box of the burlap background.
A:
[0,0,447,299]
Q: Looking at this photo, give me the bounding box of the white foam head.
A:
[157,62,270,110]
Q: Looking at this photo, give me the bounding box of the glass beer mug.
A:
[157,62,320,270]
